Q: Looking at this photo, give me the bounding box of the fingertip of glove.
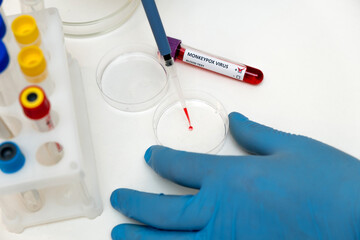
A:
[110,189,120,209]
[229,112,249,122]
[144,145,169,164]
[111,225,126,240]
[112,224,142,240]
[144,146,154,163]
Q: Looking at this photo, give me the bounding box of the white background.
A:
[1,0,360,239]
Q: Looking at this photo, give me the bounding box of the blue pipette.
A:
[141,0,193,130]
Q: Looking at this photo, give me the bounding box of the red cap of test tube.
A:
[19,86,50,120]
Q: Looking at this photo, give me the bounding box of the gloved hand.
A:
[111,112,360,239]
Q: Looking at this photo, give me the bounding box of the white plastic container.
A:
[0,9,102,233]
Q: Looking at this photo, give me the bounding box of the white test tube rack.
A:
[0,9,103,233]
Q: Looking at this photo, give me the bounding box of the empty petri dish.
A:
[43,0,140,37]
[96,44,169,112]
[153,91,229,154]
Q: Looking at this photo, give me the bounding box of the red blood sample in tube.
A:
[168,36,264,85]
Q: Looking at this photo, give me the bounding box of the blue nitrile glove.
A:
[111,112,360,239]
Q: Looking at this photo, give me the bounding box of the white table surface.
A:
[1,0,360,239]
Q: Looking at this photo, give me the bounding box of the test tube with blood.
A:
[19,85,63,156]
[168,36,264,85]
[19,86,55,132]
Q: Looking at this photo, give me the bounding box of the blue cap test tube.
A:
[0,142,25,174]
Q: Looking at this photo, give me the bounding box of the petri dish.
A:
[43,0,140,37]
[96,44,169,112]
[153,91,229,154]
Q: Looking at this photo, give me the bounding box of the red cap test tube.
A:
[19,85,55,132]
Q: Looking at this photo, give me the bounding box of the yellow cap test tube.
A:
[11,15,41,48]
[18,45,53,94]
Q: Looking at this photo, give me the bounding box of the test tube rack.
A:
[0,9,102,233]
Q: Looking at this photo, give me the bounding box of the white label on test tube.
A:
[182,49,247,81]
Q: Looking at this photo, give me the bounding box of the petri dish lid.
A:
[44,0,140,37]
[96,44,169,112]
[153,90,229,154]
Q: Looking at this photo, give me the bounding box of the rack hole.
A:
[36,142,64,166]
[0,116,22,140]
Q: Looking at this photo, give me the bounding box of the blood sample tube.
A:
[167,36,264,85]
[18,45,53,94]
[19,85,56,132]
